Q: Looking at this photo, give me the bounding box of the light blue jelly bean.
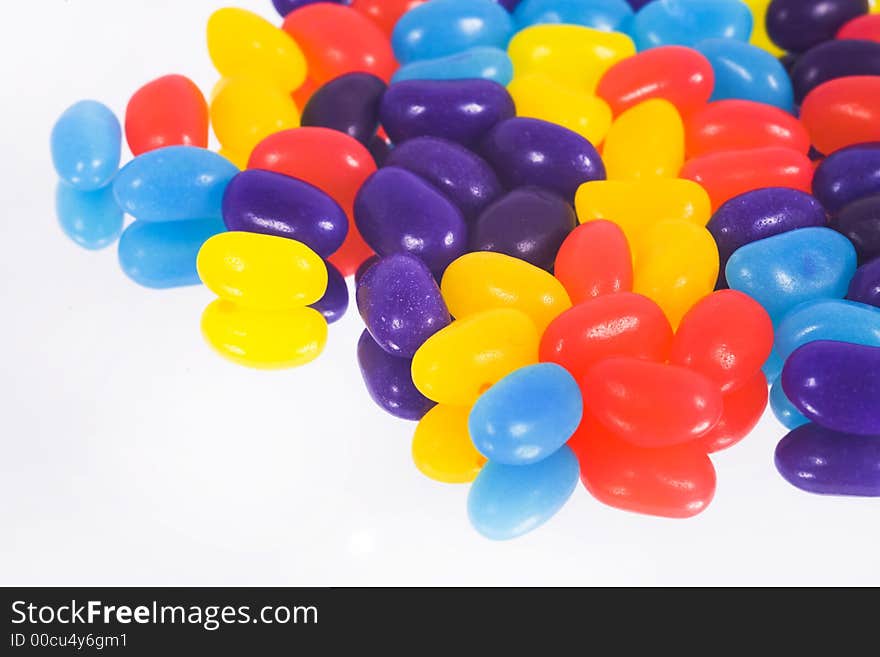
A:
[513,0,633,32]
[695,38,795,112]
[50,100,120,191]
[113,146,238,222]
[629,0,753,51]
[762,347,784,381]
[118,218,226,289]
[55,181,124,250]
[770,377,809,430]
[467,445,579,540]
[776,299,880,361]
[392,0,514,64]
[726,228,857,324]
[469,363,582,466]
[391,47,513,85]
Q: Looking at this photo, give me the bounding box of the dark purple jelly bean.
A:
[301,73,386,145]
[812,143,880,214]
[766,0,868,54]
[385,137,502,222]
[848,257,880,307]
[222,169,348,258]
[496,0,523,11]
[379,79,515,148]
[790,39,880,103]
[470,187,576,271]
[779,52,799,75]
[309,260,349,324]
[479,117,605,202]
[368,135,393,167]
[356,253,451,357]
[357,330,436,421]
[775,423,880,496]
[832,194,880,264]
[272,0,342,17]
[625,0,654,9]
[354,254,380,287]
[354,166,468,276]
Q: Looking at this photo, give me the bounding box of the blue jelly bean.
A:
[762,348,784,381]
[790,39,880,103]
[310,260,349,324]
[301,73,386,145]
[392,47,514,85]
[775,298,880,360]
[812,143,880,215]
[55,181,124,250]
[50,100,121,191]
[766,0,869,55]
[513,0,633,32]
[118,218,225,288]
[467,445,579,540]
[629,0,752,51]
[848,257,880,308]
[469,363,582,466]
[392,0,514,64]
[114,146,238,222]
[770,377,809,430]
[832,194,880,264]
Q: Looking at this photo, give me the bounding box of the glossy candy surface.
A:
[353,0,428,37]
[790,39,880,103]
[512,0,633,32]
[51,100,120,191]
[685,100,810,157]
[412,404,485,483]
[837,12,880,40]
[630,0,753,50]
[770,378,809,430]
[766,0,868,54]
[848,257,880,307]
[210,77,300,156]
[744,0,784,57]
[602,99,684,180]
[310,261,349,323]
[554,221,632,303]
[392,47,513,85]
[812,144,880,214]
[697,372,768,453]
[301,73,386,145]
[56,182,124,250]
[775,298,880,360]
[832,194,880,263]
[800,77,880,155]
[125,75,208,155]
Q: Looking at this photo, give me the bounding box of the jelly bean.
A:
[743,0,785,56]
[207,8,306,90]
[633,220,719,328]
[51,100,120,191]
[832,194,880,263]
[282,3,397,83]
[685,100,811,158]
[775,298,880,360]
[412,404,485,483]
[210,77,300,156]
[801,77,880,158]
[354,167,468,276]
[873,0,879,12]
[469,187,577,271]
[411,308,539,406]
[848,257,880,307]
[114,146,238,222]
[763,347,784,380]
[507,75,612,145]
[695,38,795,112]
[352,0,428,37]
[480,117,605,201]
[790,39,880,103]
[726,227,856,323]
[540,292,673,381]
[384,137,502,222]
[554,221,633,303]
[470,363,582,465]
[512,0,633,31]
[812,144,880,214]
[354,254,380,288]
[392,47,513,85]
[680,146,813,210]
[625,0,653,8]
[602,99,684,180]
[770,377,809,430]
[696,371,768,453]
[310,260,349,323]
[55,182,123,251]
[775,423,880,496]
[441,251,571,332]
[380,79,515,148]
[357,330,436,420]
[368,135,393,167]
[467,445,579,540]
[273,0,343,18]
[392,0,513,64]
[837,12,880,40]
[596,46,714,118]
[766,0,868,54]
[125,75,208,156]
[118,218,225,289]
[197,232,327,310]
[357,253,451,357]
[630,0,753,51]
[301,73,386,145]
[292,76,319,109]
[201,301,327,369]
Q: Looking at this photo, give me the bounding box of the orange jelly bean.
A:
[125,74,208,156]
[695,371,768,454]
[836,13,880,42]
[553,221,633,304]
[800,76,880,156]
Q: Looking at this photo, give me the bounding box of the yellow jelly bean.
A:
[210,77,300,156]
[411,308,539,407]
[872,0,879,14]
[742,0,785,57]
[507,75,612,145]
[218,147,249,170]
[507,24,635,93]
[207,8,307,91]
[441,252,571,333]
[412,405,487,484]
[602,99,684,180]
[197,231,327,310]
[632,220,719,329]
[201,300,327,369]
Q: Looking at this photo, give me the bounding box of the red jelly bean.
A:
[539,292,673,382]
[680,147,813,210]
[292,76,320,109]
[670,289,773,393]
[837,14,880,42]
[684,100,810,158]
[695,371,768,454]
[553,220,633,304]
[351,0,426,37]
[800,76,880,156]
[282,4,397,84]
[596,46,714,118]
[124,74,208,156]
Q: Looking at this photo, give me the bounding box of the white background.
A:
[1,0,877,586]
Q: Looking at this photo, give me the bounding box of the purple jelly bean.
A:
[496,0,523,11]
[368,135,393,167]
[309,260,349,324]
[775,423,880,496]
[301,73,386,145]
[470,187,576,271]
[354,166,468,276]
[356,253,451,357]
[832,194,880,264]
[790,39,880,103]
[766,0,868,54]
[222,169,348,258]
[779,52,799,74]
[272,0,342,17]
[379,79,515,148]
[479,117,605,202]
[354,254,381,287]
[848,257,880,308]
[385,136,502,221]
[357,330,436,421]
[812,143,880,214]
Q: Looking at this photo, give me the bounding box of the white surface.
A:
[1,0,878,587]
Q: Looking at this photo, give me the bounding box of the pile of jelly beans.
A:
[51,0,880,540]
